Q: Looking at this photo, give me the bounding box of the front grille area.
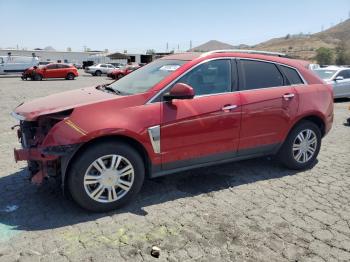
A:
[20,120,38,148]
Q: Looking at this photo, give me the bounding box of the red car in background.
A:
[22,63,79,81]
[107,64,140,79]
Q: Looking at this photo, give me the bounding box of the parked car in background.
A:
[38,61,52,66]
[313,66,350,98]
[21,63,79,80]
[109,62,125,68]
[107,64,141,79]
[12,50,333,212]
[73,63,83,69]
[84,64,115,76]
[0,54,39,75]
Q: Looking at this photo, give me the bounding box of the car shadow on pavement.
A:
[0,157,308,232]
[334,98,350,103]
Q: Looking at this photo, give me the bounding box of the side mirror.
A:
[163,83,195,102]
[334,76,344,81]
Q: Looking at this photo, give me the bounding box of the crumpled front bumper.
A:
[13,148,58,162]
[14,144,80,162]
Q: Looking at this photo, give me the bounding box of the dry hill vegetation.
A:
[254,19,350,62]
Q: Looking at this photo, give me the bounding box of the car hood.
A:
[25,66,35,71]
[14,86,125,121]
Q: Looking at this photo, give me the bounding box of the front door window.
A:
[175,59,232,96]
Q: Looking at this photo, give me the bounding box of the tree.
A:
[315,47,334,65]
[146,49,156,55]
[335,41,350,65]
[66,47,72,52]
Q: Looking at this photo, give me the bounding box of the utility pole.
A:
[190,40,192,50]
[166,42,168,52]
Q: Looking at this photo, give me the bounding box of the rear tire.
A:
[116,73,123,79]
[95,70,102,76]
[278,120,321,170]
[66,73,75,80]
[33,74,42,81]
[67,141,145,212]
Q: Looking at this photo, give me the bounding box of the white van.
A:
[0,54,39,75]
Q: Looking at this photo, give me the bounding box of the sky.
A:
[1,0,350,53]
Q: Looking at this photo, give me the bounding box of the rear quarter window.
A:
[280,65,303,85]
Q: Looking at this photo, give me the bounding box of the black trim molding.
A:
[150,143,281,178]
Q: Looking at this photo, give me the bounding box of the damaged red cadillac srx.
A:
[11,50,333,212]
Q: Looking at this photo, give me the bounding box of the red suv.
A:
[22,63,79,81]
[107,65,141,79]
[12,51,333,212]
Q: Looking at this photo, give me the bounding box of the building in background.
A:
[0,49,105,64]
[0,49,154,65]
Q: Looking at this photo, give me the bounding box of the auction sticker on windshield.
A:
[159,65,181,71]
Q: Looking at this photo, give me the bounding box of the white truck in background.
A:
[0,53,39,75]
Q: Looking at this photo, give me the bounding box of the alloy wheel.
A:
[83,154,134,203]
[292,129,318,163]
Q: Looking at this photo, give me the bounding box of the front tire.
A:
[33,74,42,81]
[67,141,145,212]
[278,120,321,170]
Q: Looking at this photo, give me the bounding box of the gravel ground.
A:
[0,72,349,262]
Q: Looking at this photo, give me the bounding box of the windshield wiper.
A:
[97,84,122,95]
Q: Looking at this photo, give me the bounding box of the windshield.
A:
[314,69,337,79]
[108,59,186,94]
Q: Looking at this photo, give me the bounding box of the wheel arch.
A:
[61,134,152,194]
[286,114,326,142]
[34,72,43,79]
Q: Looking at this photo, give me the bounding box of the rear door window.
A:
[240,60,283,90]
[279,65,304,85]
[46,64,57,70]
[57,64,69,68]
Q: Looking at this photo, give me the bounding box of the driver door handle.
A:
[222,105,238,111]
[283,93,295,100]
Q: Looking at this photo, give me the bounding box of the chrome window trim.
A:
[146,57,308,104]
[148,125,161,154]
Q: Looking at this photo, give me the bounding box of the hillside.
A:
[190,19,350,61]
[255,19,350,60]
[189,40,235,52]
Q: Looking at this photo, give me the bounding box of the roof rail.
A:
[201,49,286,57]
